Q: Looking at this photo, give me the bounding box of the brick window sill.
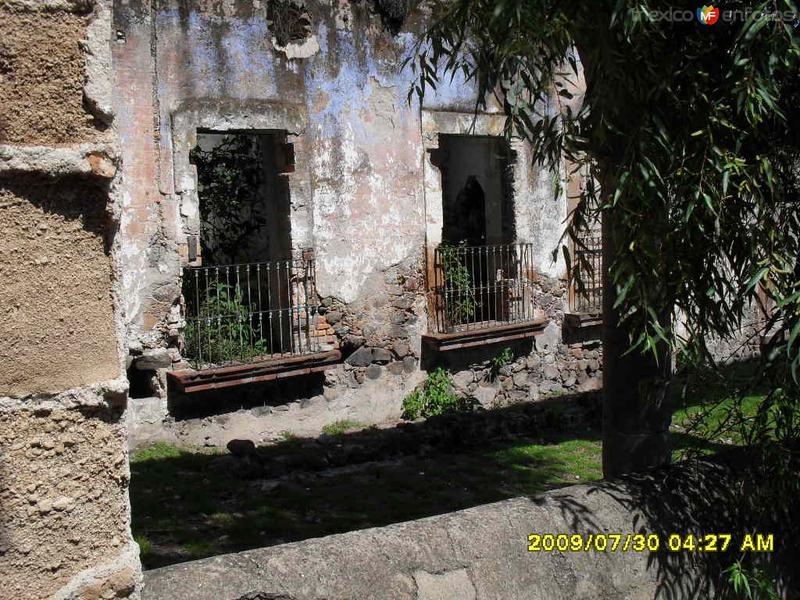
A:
[422,317,549,352]
[167,350,341,394]
[563,312,602,330]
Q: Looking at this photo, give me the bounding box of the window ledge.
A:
[167,350,341,394]
[422,317,549,352]
[564,312,602,330]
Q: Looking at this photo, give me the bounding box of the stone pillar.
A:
[0,1,141,598]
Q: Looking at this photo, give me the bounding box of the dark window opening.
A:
[570,231,602,314]
[429,135,536,334]
[266,0,313,47]
[127,365,157,399]
[438,134,515,246]
[190,131,292,267]
[566,162,603,316]
[183,131,320,369]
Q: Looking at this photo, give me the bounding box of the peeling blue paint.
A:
[220,17,277,99]
[305,27,376,138]
[156,11,277,100]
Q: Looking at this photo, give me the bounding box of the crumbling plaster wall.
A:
[0,0,140,597]
[114,0,601,439]
[114,0,430,337]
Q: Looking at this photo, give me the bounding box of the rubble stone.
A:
[135,349,172,370]
[345,347,374,367]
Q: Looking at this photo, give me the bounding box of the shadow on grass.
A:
[132,394,605,569]
[134,374,795,598]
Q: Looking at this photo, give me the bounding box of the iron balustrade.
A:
[182,257,319,368]
[430,243,537,334]
[571,234,603,314]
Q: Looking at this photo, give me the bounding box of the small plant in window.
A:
[401,367,474,420]
[182,283,270,366]
[439,242,477,329]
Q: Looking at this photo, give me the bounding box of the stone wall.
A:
[114,0,603,443]
[0,176,120,396]
[0,0,140,597]
[142,459,796,600]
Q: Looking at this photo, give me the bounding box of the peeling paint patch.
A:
[273,33,320,59]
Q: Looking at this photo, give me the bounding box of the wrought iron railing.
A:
[182,257,320,368]
[429,243,537,334]
[571,234,603,313]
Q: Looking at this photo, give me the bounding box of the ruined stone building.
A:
[0,0,604,597]
[114,0,604,447]
[1,0,777,597]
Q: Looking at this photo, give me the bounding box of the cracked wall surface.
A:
[113,0,603,443]
[0,0,141,598]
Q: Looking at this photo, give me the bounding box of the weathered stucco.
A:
[0,176,120,397]
[0,0,141,597]
[0,404,135,600]
[112,0,601,443]
[0,7,100,145]
[113,0,433,332]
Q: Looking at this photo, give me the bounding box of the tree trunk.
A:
[601,206,673,478]
[572,35,674,478]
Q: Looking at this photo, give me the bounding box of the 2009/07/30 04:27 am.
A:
[526,533,775,553]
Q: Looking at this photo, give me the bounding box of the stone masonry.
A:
[113,0,603,446]
[0,0,141,598]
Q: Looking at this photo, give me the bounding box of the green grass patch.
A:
[673,393,764,433]
[130,430,602,569]
[670,362,768,459]
[134,534,152,557]
[321,419,365,436]
[492,438,603,484]
[278,430,297,441]
[131,441,185,462]
[131,441,223,463]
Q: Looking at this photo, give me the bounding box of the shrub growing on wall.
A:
[182,283,270,366]
[402,367,474,420]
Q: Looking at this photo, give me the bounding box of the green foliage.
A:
[491,347,513,369]
[131,442,221,464]
[724,560,780,600]
[488,347,514,380]
[183,282,270,366]
[439,243,477,328]
[402,367,473,419]
[134,534,152,558]
[189,135,267,265]
[321,419,365,436]
[410,0,800,367]
[131,442,184,463]
[410,1,800,591]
